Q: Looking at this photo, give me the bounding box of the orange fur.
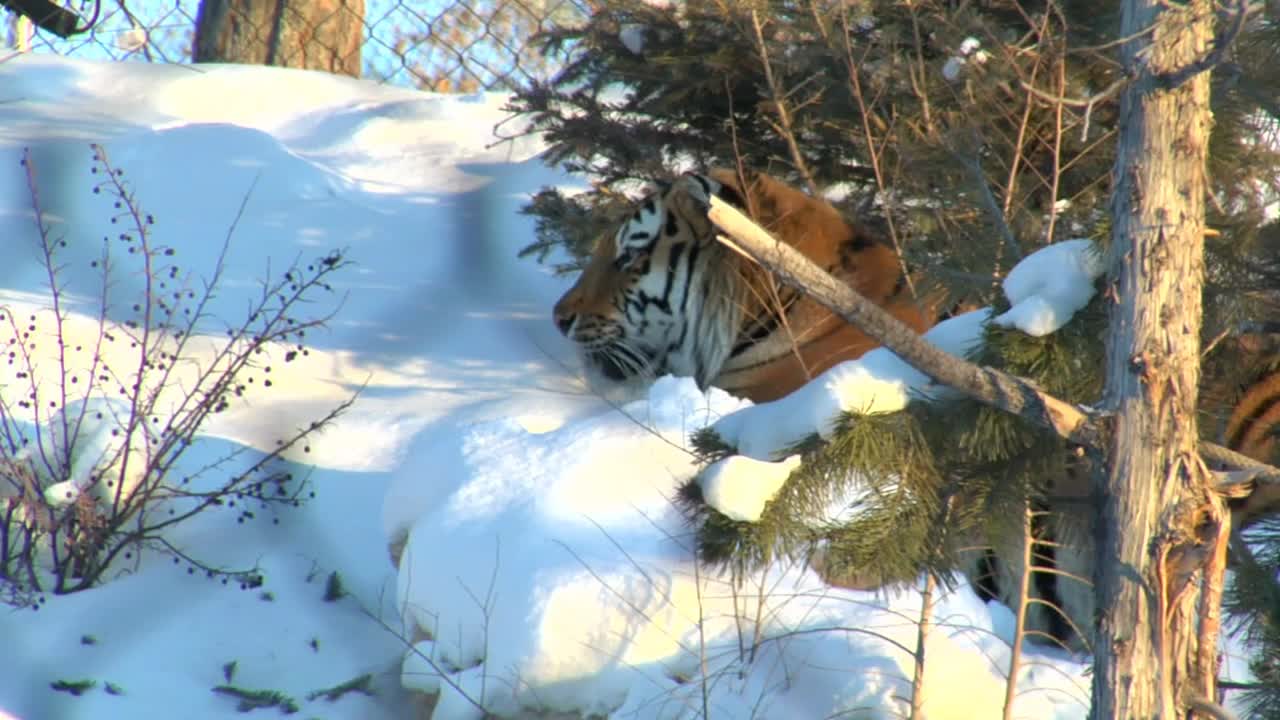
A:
[1225,371,1280,464]
[718,303,934,401]
[704,168,931,400]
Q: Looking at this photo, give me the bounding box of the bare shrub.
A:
[0,144,355,600]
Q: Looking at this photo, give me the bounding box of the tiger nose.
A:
[553,304,575,336]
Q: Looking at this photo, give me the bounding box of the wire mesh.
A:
[3,0,586,91]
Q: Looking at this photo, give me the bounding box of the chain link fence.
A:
[3,0,587,91]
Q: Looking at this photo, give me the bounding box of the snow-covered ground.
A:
[0,54,595,720]
[0,54,1248,720]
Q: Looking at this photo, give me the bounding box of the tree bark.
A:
[193,0,364,78]
[1093,0,1227,716]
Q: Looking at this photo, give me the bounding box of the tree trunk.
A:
[1093,0,1227,716]
[193,0,364,78]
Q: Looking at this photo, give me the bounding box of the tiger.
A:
[552,167,933,402]
[1225,368,1280,465]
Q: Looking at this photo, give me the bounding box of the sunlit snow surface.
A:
[0,55,590,720]
[390,378,1091,719]
[0,55,1249,720]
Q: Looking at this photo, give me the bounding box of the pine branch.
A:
[706,195,1280,519]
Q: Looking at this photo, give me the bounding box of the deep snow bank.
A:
[385,378,1091,719]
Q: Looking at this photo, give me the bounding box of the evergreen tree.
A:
[511,0,1280,712]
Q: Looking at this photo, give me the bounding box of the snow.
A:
[708,309,984,460]
[697,453,801,522]
[392,377,742,716]
[995,239,1104,336]
[390,378,1091,719]
[943,36,990,81]
[115,26,148,54]
[942,57,967,82]
[22,398,145,509]
[0,53,1248,720]
[0,54,588,720]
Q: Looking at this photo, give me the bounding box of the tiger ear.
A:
[664,173,718,238]
[706,167,749,210]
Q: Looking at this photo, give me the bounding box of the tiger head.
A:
[552,168,932,402]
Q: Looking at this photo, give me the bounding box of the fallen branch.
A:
[1200,441,1280,484]
[706,195,1280,516]
[708,195,1100,448]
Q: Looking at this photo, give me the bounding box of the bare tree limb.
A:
[1199,441,1280,483]
[950,135,1022,267]
[910,572,933,720]
[1200,440,1280,524]
[1020,74,1127,110]
[1020,75,1126,141]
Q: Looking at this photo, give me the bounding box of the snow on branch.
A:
[705,195,1280,521]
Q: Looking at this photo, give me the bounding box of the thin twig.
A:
[906,2,933,131]
[1002,500,1034,720]
[951,134,1023,271]
[1002,11,1055,231]
[1045,57,1066,245]
[722,102,818,381]
[750,9,819,195]
[909,573,933,720]
[1021,75,1127,110]
[839,8,916,299]
[1021,75,1127,140]
[364,547,490,715]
